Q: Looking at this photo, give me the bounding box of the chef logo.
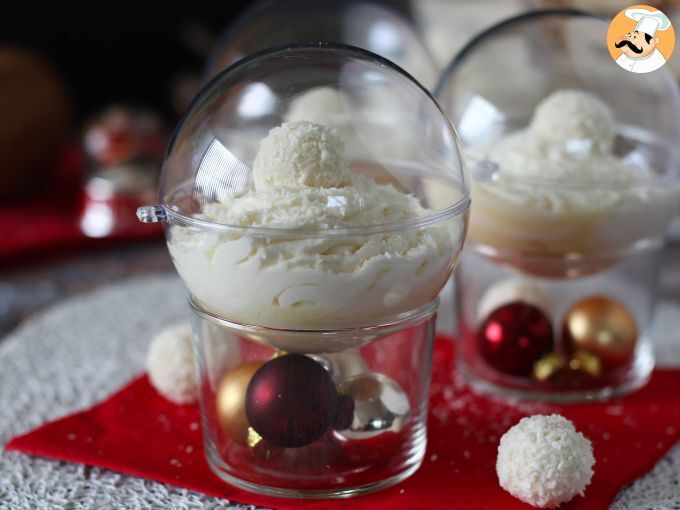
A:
[607,5,675,74]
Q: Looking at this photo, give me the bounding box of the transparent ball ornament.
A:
[205,0,438,89]
[137,44,470,496]
[436,11,680,402]
[140,42,469,333]
[436,9,680,278]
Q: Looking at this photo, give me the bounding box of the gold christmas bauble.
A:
[216,360,264,445]
[562,296,637,369]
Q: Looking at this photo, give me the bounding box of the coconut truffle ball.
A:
[497,414,595,508]
[253,120,349,189]
[146,323,198,404]
[529,89,615,154]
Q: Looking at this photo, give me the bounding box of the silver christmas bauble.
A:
[336,372,409,439]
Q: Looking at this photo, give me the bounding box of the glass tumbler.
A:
[455,240,664,402]
[191,297,437,497]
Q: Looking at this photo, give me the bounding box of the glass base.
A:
[204,437,425,499]
[455,239,662,403]
[458,340,654,403]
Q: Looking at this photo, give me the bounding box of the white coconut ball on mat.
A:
[146,323,198,405]
[496,414,595,508]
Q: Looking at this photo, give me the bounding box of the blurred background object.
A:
[412,0,538,71]
[0,2,255,264]
[0,1,249,334]
[0,46,72,198]
[0,1,251,122]
[83,106,165,169]
[80,106,166,238]
[204,0,438,88]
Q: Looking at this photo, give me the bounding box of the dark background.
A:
[0,0,253,121]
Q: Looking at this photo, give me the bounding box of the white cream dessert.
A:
[469,89,679,257]
[169,120,463,329]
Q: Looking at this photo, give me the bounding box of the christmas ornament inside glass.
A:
[336,372,410,439]
[563,296,637,370]
[533,350,602,389]
[478,302,554,376]
[216,360,264,445]
[190,295,442,497]
[245,354,338,448]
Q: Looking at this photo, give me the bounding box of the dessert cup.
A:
[436,11,680,401]
[138,44,469,496]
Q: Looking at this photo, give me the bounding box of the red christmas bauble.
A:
[478,302,554,376]
[246,354,338,448]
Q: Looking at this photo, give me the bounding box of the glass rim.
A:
[189,294,439,334]
[470,157,680,191]
[159,191,470,237]
[468,237,665,261]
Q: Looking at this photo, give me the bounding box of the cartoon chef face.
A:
[615,30,659,59]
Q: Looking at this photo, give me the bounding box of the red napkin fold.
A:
[6,338,680,509]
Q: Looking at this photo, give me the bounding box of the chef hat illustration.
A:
[625,8,671,37]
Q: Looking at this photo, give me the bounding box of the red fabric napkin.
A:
[6,338,680,509]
